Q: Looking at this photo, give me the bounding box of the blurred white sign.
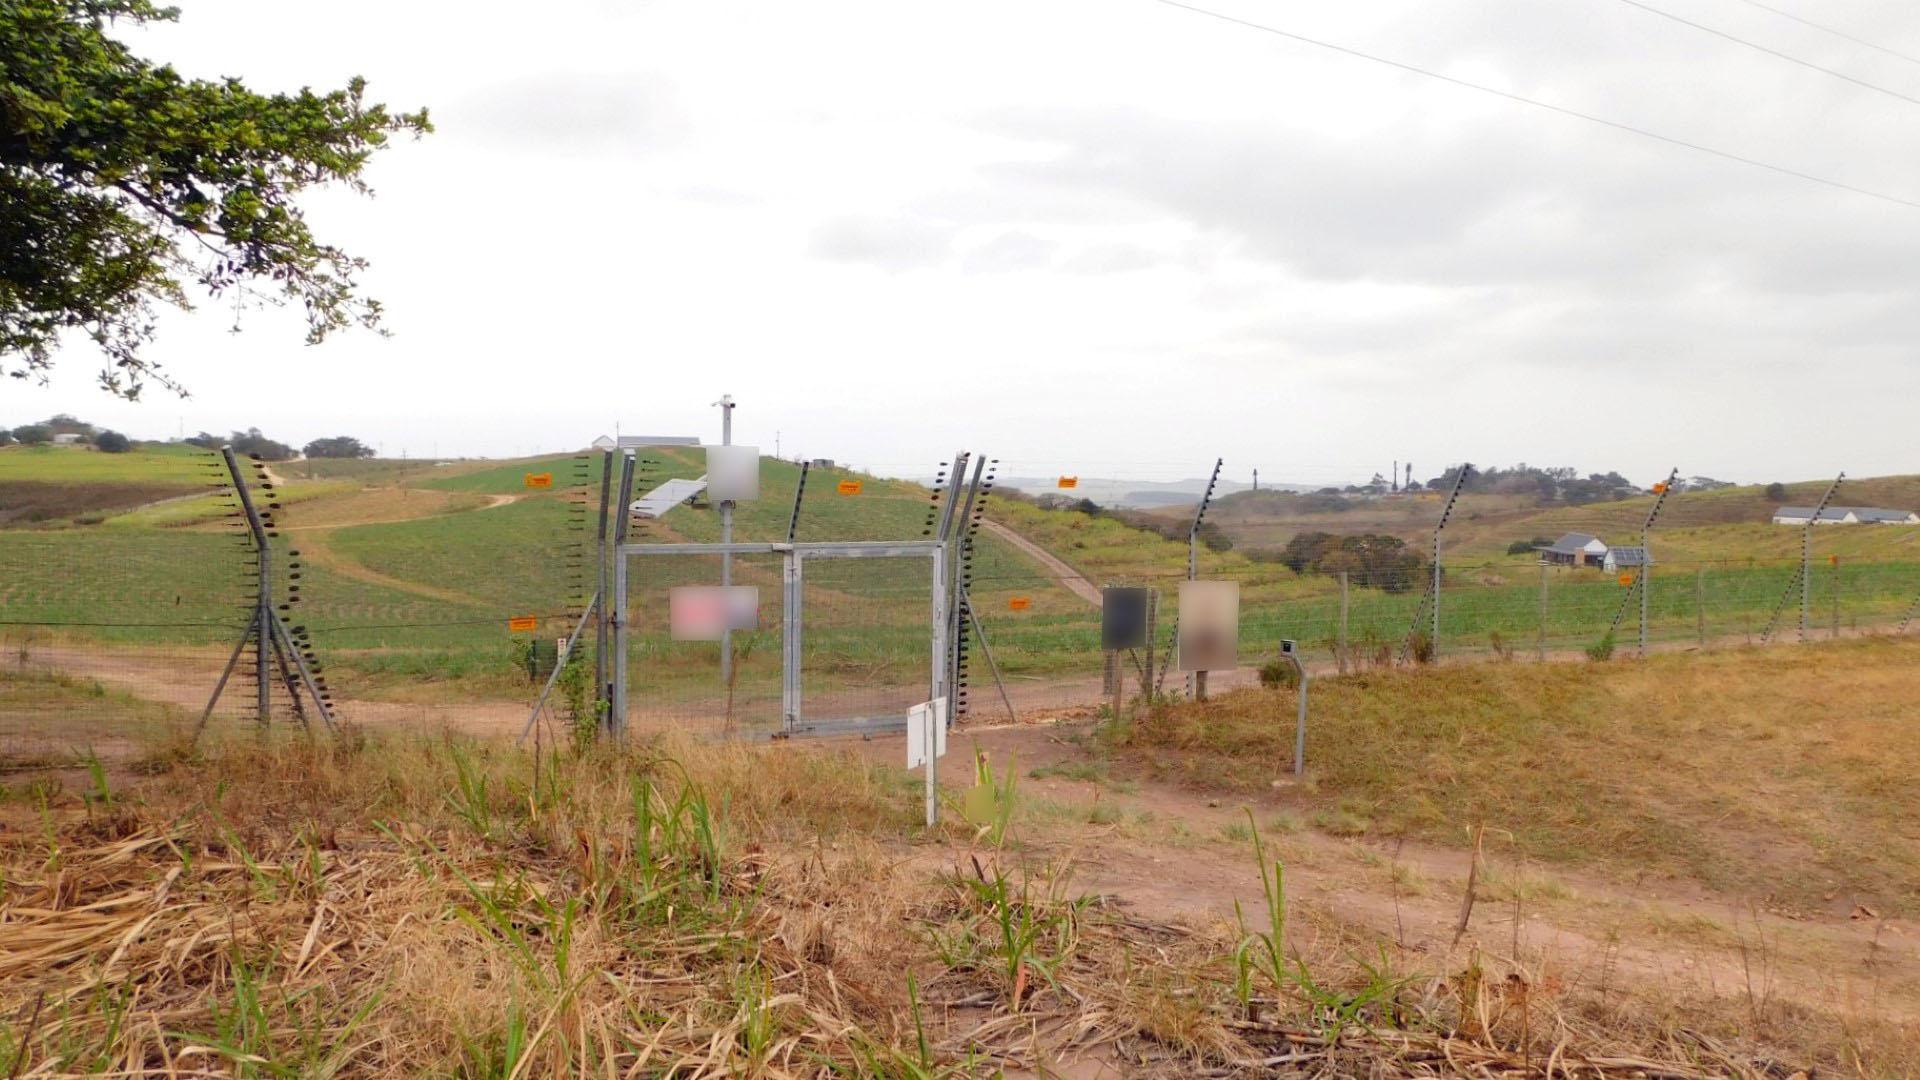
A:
[669,585,759,641]
[706,445,760,502]
[906,697,949,769]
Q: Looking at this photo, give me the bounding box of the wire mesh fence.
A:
[8,442,1920,772]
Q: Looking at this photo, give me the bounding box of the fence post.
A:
[1538,561,1548,661]
[1696,568,1706,647]
[1338,570,1350,674]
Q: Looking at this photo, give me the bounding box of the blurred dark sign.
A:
[1101,587,1150,650]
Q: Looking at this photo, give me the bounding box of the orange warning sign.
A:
[1057,476,1078,489]
[1652,482,1668,494]
[1618,573,1634,587]
[837,479,862,495]
[1008,596,1032,611]
[508,616,539,632]
[1829,554,1840,566]
[524,472,553,489]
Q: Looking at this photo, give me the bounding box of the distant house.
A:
[1603,546,1653,573]
[589,434,700,452]
[1771,506,1920,526]
[810,458,835,469]
[50,433,83,447]
[1539,532,1609,567]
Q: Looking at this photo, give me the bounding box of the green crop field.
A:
[0,445,1087,722]
[11,439,1920,735]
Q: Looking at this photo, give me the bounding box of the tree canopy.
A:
[303,434,373,459]
[1,0,428,397]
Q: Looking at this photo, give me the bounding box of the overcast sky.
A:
[14,0,1920,486]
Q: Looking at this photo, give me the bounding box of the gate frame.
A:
[611,539,947,739]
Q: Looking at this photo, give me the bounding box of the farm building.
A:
[1603,546,1652,573]
[1539,532,1609,567]
[590,434,700,451]
[1771,506,1920,526]
[49,433,83,446]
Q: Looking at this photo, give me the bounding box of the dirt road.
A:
[978,518,1103,607]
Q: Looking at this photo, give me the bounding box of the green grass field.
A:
[9,443,1920,727]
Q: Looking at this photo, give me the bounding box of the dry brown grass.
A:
[0,728,1899,1076]
[1120,636,1920,914]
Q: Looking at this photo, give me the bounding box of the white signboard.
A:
[906,697,949,769]
[1177,579,1240,671]
[706,445,761,502]
[669,585,759,641]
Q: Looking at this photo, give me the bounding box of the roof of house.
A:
[1774,505,1916,522]
[1608,546,1652,566]
[1542,532,1606,554]
[591,434,701,450]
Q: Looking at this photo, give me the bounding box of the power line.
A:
[1149,0,1920,211]
[1728,0,1920,69]
[1609,0,1920,107]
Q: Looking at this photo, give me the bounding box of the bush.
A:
[1506,536,1551,556]
[304,435,375,459]
[94,430,131,453]
[1406,630,1435,665]
[1585,631,1616,662]
[1765,482,1788,501]
[1257,657,1298,689]
[0,429,13,446]
[12,424,52,445]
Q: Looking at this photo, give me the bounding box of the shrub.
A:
[1765,482,1788,501]
[12,424,52,445]
[1586,631,1616,662]
[94,430,131,453]
[1257,657,1298,689]
[1406,630,1435,665]
[1506,536,1551,556]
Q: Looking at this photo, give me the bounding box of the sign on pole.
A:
[1101,587,1151,649]
[524,472,554,489]
[507,615,539,632]
[1177,580,1239,672]
[837,479,863,495]
[906,697,948,769]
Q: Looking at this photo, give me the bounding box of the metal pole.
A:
[518,592,602,745]
[961,587,1019,725]
[786,461,811,543]
[1290,654,1309,777]
[606,453,637,734]
[927,544,946,829]
[1696,568,1706,646]
[949,458,986,703]
[611,554,629,741]
[593,448,613,731]
[1188,457,1222,700]
[1803,472,1844,643]
[717,395,735,683]
[223,448,273,727]
[1538,561,1548,661]
[1338,570,1350,674]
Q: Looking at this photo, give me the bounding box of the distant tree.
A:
[229,428,294,461]
[303,435,375,459]
[1,0,431,398]
[0,429,15,446]
[1073,497,1101,516]
[1765,482,1788,501]
[42,413,93,436]
[93,429,131,452]
[12,424,52,445]
[182,431,224,450]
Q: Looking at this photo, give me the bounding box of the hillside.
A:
[0,445,1084,720]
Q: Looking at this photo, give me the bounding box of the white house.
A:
[589,434,700,451]
[1603,546,1652,573]
[50,432,83,446]
[1539,532,1609,567]
[1772,506,1920,526]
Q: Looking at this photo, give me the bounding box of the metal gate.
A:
[611,540,946,738]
